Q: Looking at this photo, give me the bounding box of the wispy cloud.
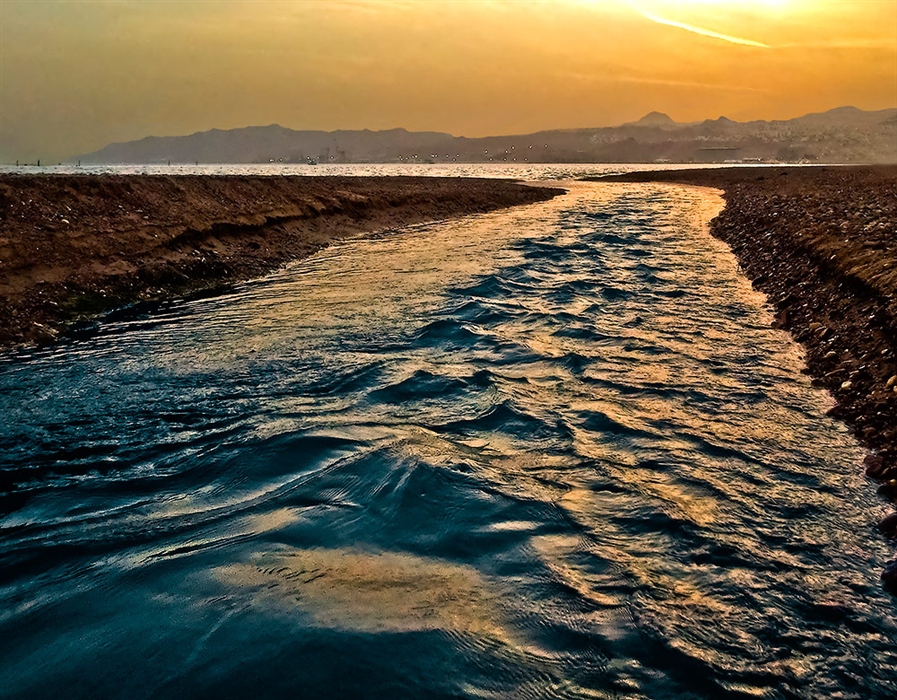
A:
[638,10,770,48]
[777,39,897,50]
[562,71,769,93]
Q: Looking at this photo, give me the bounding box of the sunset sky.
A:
[1,0,895,163]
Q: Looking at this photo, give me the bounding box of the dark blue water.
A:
[2,182,895,699]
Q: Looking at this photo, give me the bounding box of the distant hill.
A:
[75,107,897,165]
[627,111,678,128]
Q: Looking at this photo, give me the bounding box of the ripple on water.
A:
[1,181,895,699]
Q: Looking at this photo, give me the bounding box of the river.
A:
[1,174,895,699]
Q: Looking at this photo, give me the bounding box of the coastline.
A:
[592,165,897,589]
[0,175,563,348]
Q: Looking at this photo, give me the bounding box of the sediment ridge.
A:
[593,165,897,590]
[0,175,562,347]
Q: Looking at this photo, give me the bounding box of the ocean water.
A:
[0,161,773,179]
[1,175,895,699]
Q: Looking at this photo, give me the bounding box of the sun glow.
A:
[626,0,804,48]
[632,0,791,7]
[637,9,770,47]
[2,0,894,162]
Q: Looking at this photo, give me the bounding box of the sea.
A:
[1,164,895,699]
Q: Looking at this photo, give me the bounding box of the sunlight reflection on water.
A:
[1,179,895,699]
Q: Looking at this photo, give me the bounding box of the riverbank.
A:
[593,165,897,590]
[0,175,562,347]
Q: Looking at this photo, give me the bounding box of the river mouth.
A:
[1,181,895,699]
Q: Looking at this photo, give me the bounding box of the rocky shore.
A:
[0,175,562,347]
[594,165,897,593]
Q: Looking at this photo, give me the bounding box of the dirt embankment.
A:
[0,175,562,347]
[595,165,897,590]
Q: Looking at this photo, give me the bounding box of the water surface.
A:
[1,180,895,699]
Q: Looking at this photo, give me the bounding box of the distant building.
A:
[696,147,740,162]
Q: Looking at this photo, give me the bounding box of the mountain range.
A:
[75,106,897,165]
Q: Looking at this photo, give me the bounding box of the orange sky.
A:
[1,0,895,162]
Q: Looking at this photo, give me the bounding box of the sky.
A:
[1,0,895,163]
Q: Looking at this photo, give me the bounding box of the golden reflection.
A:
[239,507,303,534]
[216,548,512,639]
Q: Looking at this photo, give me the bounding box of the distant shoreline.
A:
[0,175,562,349]
[591,165,897,589]
[25,104,894,167]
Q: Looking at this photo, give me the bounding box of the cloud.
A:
[638,9,770,48]
[561,71,769,93]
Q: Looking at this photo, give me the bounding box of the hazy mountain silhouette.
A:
[75,107,897,165]
[627,111,677,128]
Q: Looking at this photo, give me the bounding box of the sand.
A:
[0,175,562,347]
